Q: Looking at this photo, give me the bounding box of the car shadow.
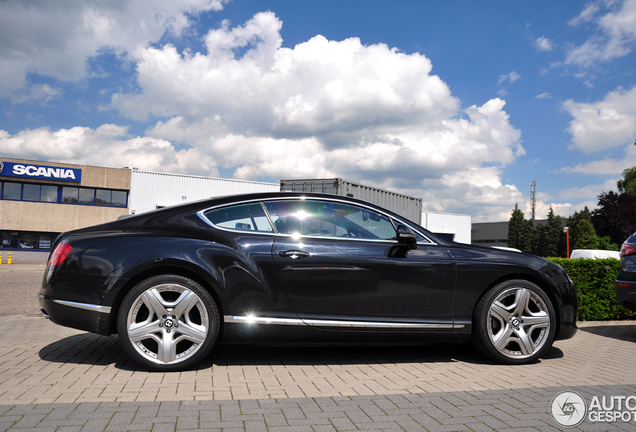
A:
[579,323,636,343]
[38,334,563,371]
[37,333,139,371]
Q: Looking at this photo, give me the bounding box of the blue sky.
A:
[1,0,635,221]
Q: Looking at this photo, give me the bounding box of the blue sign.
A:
[0,161,82,183]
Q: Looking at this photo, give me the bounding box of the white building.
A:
[421,211,472,244]
[129,170,279,215]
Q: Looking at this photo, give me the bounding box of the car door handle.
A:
[279,250,311,259]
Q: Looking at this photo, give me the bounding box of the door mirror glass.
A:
[396,224,417,250]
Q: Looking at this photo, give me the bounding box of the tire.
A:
[471,279,556,364]
[117,275,220,371]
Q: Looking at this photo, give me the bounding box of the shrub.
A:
[548,257,635,321]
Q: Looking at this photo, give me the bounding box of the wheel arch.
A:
[107,262,227,338]
[473,273,562,332]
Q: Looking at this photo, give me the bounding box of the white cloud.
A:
[552,180,618,199]
[569,2,602,26]
[563,86,636,153]
[0,0,227,97]
[524,199,595,220]
[113,12,460,136]
[534,36,555,52]
[566,0,636,67]
[0,125,219,175]
[536,92,553,99]
[10,84,62,104]
[2,10,528,221]
[498,71,521,85]
[560,142,636,174]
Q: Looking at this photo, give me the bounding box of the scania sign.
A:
[0,162,82,183]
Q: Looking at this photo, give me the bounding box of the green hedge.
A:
[548,257,635,321]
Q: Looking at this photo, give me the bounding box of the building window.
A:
[38,234,54,250]
[41,185,58,202]
[22,184,40,201]
[0,232,18,249]
[0,182,127,208]
[0,231,58,250]
[79,188,95,205]
[3,182,22,200]
[20,232,38,249]
[62,187,79,203]
[95,189,111,206]
[112,190,127,207]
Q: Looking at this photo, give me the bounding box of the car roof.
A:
[66,191,438,241]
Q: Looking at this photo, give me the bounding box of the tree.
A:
[596,236,619,251]
[536,207,563,257]
[591,191,636,245]
[617,167,636,196]
[575,219,597,249]
[508,204,526,250]
[525,219,538,254]
[507,204,536,253]
[567,207,596,251]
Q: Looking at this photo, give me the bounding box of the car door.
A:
[200,201,296,320]
[264,198,457,329]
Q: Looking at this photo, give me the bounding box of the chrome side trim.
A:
[224,315,460,329]
[53,299,112,314]
[224,316,306,326]
[303,319,455,329]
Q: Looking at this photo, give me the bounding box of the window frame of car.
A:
[198,196,437,246]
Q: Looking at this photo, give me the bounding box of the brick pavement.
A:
[1,316,636,430]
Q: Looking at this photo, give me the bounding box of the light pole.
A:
[564,227,570,258]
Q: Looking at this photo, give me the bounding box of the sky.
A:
[1,0,635,222]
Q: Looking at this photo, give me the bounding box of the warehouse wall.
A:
[129,171,279,214]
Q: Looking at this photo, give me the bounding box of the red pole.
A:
[566,227,570,258]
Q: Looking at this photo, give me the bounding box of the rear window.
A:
[204,202,274,233]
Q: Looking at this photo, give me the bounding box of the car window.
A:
[204,202,274,233]
[263,199,396,240]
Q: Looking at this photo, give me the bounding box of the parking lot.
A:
[1,263,636,431]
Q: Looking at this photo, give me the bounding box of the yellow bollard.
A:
[7,252,11,265]
[0,252,2,265]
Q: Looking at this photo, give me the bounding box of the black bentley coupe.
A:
[40,192,577,371]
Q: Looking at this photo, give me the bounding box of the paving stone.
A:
[3,314,636,430]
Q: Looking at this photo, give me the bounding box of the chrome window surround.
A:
[225,315,463,329]
[197,196,437,245]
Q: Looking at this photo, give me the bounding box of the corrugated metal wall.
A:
[130,171,279,214]
[280,178,423,224]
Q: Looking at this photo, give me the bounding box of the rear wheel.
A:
[117,275,219,371]
[471,279,556,364]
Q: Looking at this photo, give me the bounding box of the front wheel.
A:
[471,279,556,364]
[117,275,219,371]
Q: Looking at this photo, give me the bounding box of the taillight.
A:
[48,241,72,267]
[620,243,636,257]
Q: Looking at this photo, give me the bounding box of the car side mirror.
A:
[396,225,417,250]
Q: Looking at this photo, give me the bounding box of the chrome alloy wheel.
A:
[126,283,210,365]
[487,286,551,359]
